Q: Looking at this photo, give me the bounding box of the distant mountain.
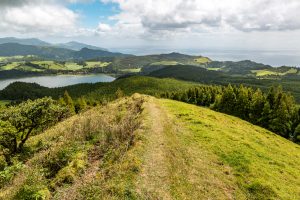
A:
[0,37,50,46]
[73,48,129,60]
[109,52,210,70]
[0,43,128,60]
[54,41,107,51]
[148,65,225,83]
[0,37,106,51]
[0,43,73,59]
[207,60,273,75]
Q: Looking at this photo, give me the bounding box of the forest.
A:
[161,84,300,142]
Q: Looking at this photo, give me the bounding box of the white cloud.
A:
[0,1,79,35]
[102,0,300,34]
[97,23,112,32]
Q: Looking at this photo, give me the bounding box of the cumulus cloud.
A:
[0,0,79,35]
[102,0,300,34]
[97,23,112,32]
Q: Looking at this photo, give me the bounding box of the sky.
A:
[1,0,300,63]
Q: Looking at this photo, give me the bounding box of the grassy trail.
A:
[136,99,172,199]
[136,97,243,199]
[1,95,299,199]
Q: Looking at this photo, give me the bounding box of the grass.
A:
[85,61,110,68]
[150,61,180,66]
[207,67,222,71]
[194,57,211,64]
[119,68,141,73]
[0,95,299,199]
[0,62,20,71]
[0,56,26,62]
[252,68,298,77]
[32,61,65,70]
[0,60,111,73]
[0,94,145,199]
[0,100,10,107]
[64,62,83,71]
[84,76,200,102]
[161,99,300,199]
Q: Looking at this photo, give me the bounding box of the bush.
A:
[0,97,71,165]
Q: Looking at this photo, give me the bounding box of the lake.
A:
[0,74,115,90]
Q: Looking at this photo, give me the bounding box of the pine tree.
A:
[115,88,124,99]
[63,91,75,113]
[235,85,251,120]
[249,88,265,124]
[217,84,237,114]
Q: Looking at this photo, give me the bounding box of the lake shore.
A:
[0,73,116,90]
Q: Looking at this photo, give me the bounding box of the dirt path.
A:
[135,97,237,200]
[136,98,173,199]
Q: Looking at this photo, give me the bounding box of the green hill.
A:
[1,94,299,199]
[0,76,199,101]
[0,43,128,61]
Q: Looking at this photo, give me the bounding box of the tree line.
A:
[161,84,300,142]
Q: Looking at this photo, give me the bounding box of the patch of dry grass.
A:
[0,94,145,199]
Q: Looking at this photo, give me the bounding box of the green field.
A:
[252,68,298,77]
[150,61,180,66]
[0,100,10,107]
[1,95,299,199]
[207,67,222,71]
[194,57,211,64]
[119,68,141,73]
[85,61,110,68]
[0,61,111,72]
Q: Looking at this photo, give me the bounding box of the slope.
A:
[0,43,128,60]
[0,76,199,101]
[1,95,299,199]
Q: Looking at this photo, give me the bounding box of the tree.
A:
[216,84,237,114]
[235,85,251,119]
[291,123,300,142]
[249,89,265,124]
[63,91,75,113]
[75,97,88,113]
[115,88,124,99]
[0,120,17,165]
[0,98,70,165]
[268,93,296,137]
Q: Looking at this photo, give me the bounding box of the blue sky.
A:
[68,1,120,28]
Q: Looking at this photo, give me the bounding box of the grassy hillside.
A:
[1,95,299,199]
[0,76,199,101]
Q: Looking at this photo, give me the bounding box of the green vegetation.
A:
[0,76,199,102]
[0,98,70,165]
[194,57,211,64]
[119,68,141,73]
[1,42,300,199]
[85,61,110,68]
[161,98,300,199]
[0,61,111,72]
[0,95,144,199]
[0,95,299,199]
[146,64,300,102]
[0,101,10,107]
[150,61,180,66]
[207,67,222,71]
[252,68,298,77]
[162,85,300,142]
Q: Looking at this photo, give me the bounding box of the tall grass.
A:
[0,94,144,199]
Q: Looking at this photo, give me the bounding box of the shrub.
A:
[0,97,70,165]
